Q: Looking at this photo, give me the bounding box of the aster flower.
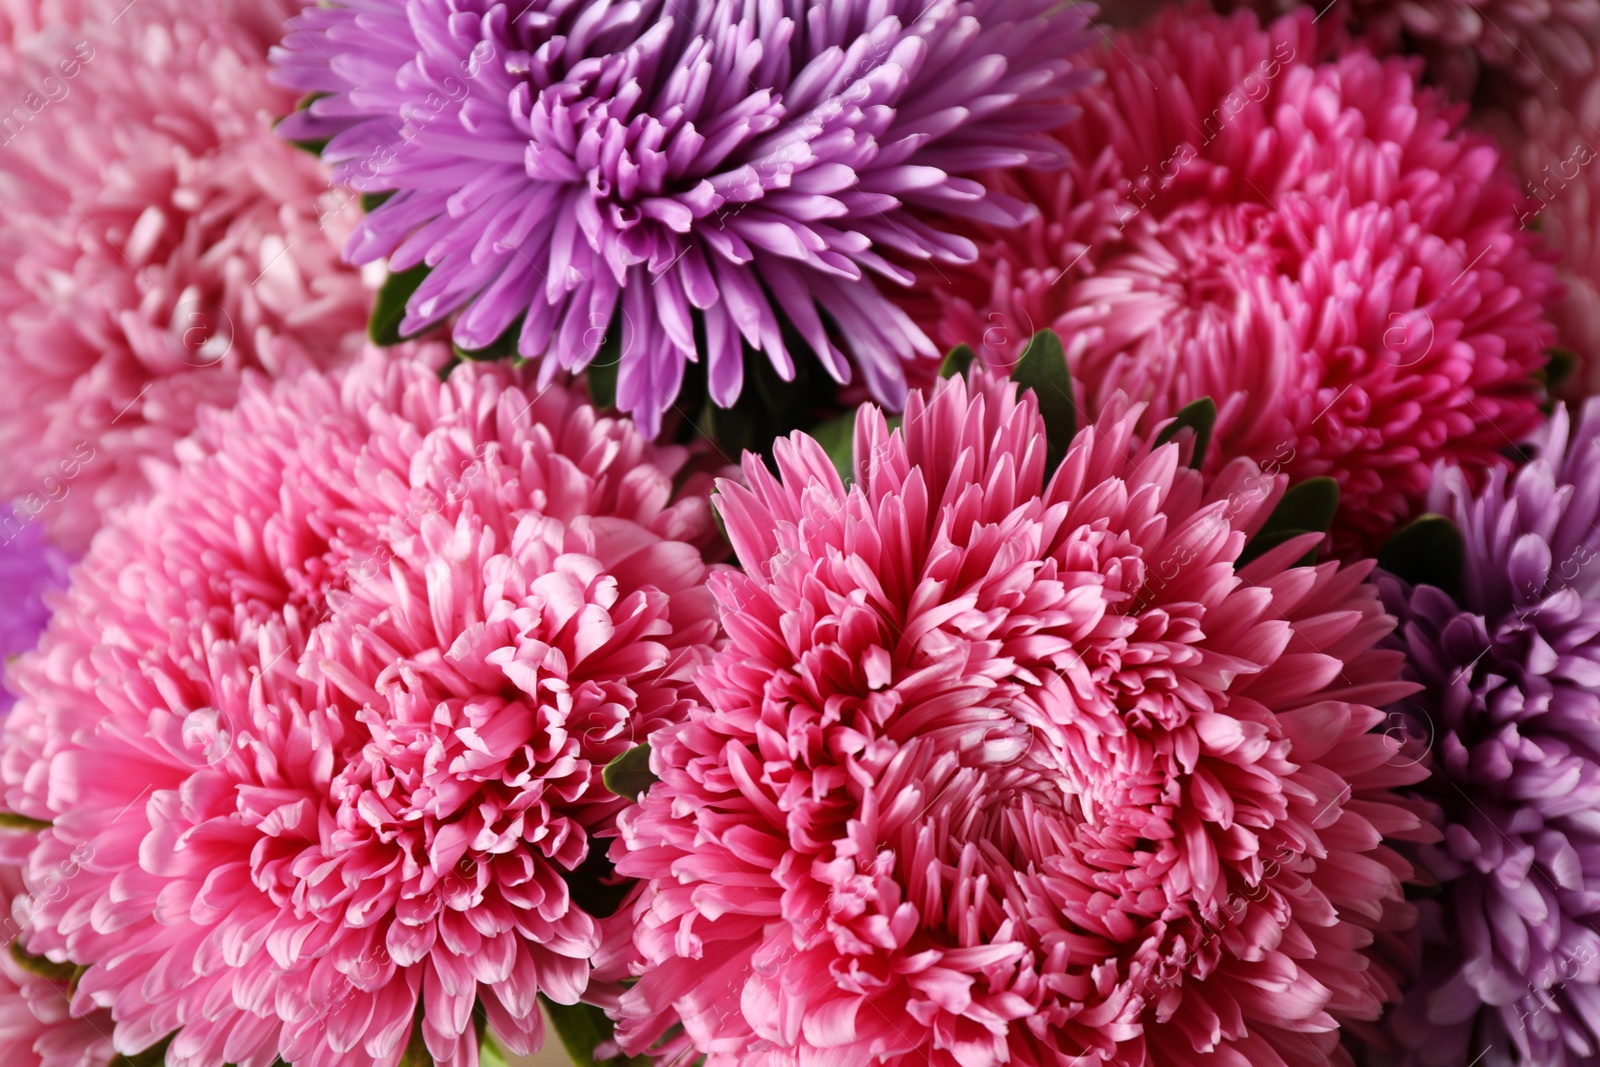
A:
[1243,0,1600,97]
[0,509,69,715]
[1376,400,1600,1067]
[612,365,1430,1066]
[0,0,376,551]
[0,864,114,1067]
[1485,73,1600,398]
[0,351,726,1067]
[903,8,1560,557]
[0,0,77,59]
[270,0,1099,438]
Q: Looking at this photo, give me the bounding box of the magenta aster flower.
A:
[271,0,1098,437]
[904,8,1560,557]
[0,864,114,1067]
[0,351,726,1067]
[612,367,1430,1066]
[1375,401,1600,1067]
[0,509,69,714]
[0,0,376,551]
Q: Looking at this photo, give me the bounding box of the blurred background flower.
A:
[902,7,1561,558]
[0,0,374,552]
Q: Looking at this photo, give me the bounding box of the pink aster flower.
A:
[0,864,114,1067]
[0,351,725,1067]
[903,8,1560,557]
[612,367,1431,1066]
[0,0,374,551]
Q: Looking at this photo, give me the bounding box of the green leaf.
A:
[361,190,396,213]
[585,325,624,410]
[1010,330,1076,479]
[1378,513,1464,600]
[939,343,977,380]
[479,1032,512,1067]
[809,409,857,484]
[0,811,51,831]
[1239,477,1339,567]
[453,316,524,364]
[1270,477,1340,535]
[369,264,432,347]
[1544,347,1578,392]
[9,941,76,983]
[542,997,654,1067]
[1238,528,1317,567]
[603,745,657,800]
[1153,397,1216,470]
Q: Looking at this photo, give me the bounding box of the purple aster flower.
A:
[0,510,68,714]
[271,0,1097,436]
[1376,400,1600,1067]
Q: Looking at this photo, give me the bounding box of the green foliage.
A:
[602,745,657,800]
[369,265,432,347]
[1239,477,1339,566]
[1153,397,1217,470]
[9,941,76,983]
[938,343,976,380]
[1010,330,1076,479]
[584,315,625,410]
[1378,513,1465,599]
[808,409,858,483]
[542,997,653,1067]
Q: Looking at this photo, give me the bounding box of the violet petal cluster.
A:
[0,511,67,715]
[1379,399,1600,1067]
[272,0,1097,436]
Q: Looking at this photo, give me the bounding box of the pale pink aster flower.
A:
[904,8,1561,557]
[0,865,114,1067]
[0,351,725,1067]
[613,368,1431,1066]
[0,0,373,551]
